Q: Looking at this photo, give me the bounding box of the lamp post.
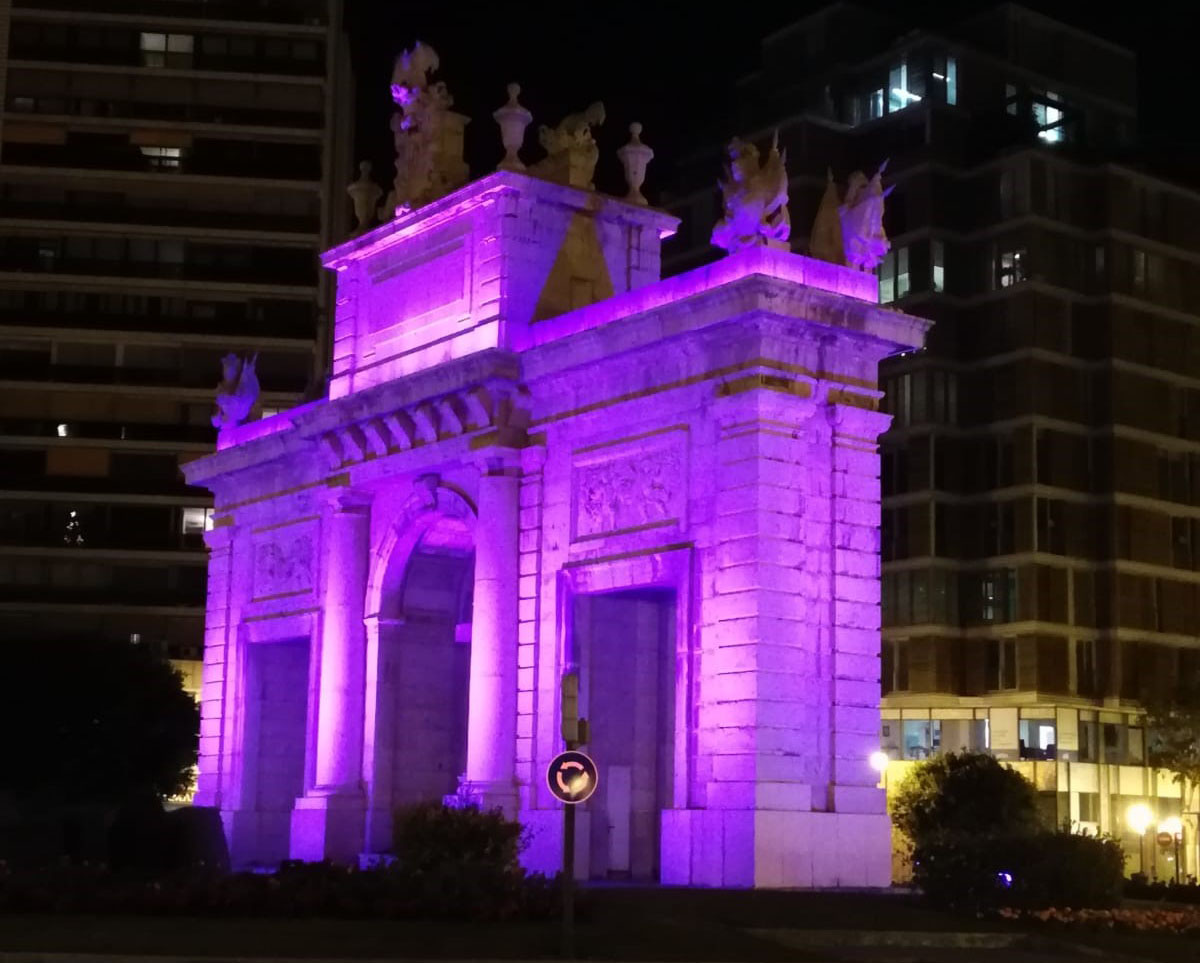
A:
[1127,802,1154,878]
[870,750,891,792]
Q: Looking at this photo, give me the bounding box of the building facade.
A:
[0,0,350,666]
[664,2,1200,879]
[182,162,929,884]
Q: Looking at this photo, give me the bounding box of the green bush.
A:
[915,830,1126,912]
[890,751,1042,849]
[392,801,524,874]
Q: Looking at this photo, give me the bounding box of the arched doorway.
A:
[363,496,475,853]
[390,517,474,806]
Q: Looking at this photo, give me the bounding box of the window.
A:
[1005,83,1018,115]
[996,247,1027,288]
[1078,792,1099,822]
[986,637,1018,689]
[980,568,1018,623]
[1133,249,1147,292]
[987,502,1015,555]
[933,55,957,106]
[1019,718,1057,759]
[902,719,940,759]
[1079,720,1098,761]
[931,239,944,292]
[879,246,909,303]
[1036,498,1064,554]
[882,639,909,694]
[1172,517,1193,569]
[140,146,181,171]
[1034,91,1064,143]
[888,61,922,112]
[1076,639,1099,696]
[180,507,214,536]
[140,32,194,68]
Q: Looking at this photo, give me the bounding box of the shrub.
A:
[392,802,524,874]
[915,830,1126,912]
[890,751,1042,849]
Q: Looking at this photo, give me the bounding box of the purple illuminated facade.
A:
[183,170,929,886]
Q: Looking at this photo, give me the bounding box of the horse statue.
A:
[710,133,790,254]
[838,160,894,271]
[212,353,259,430]
[388,42,457,213]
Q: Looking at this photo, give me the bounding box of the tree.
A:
[890,750,1042,848]
[0,639,198,806]
[1145,673,1200,827]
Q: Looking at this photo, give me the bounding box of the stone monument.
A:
[211,353,258,431]
[809,162,894,271]
[183,48,931,888]
[533,101,605,189]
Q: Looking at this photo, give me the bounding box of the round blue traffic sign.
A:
[547,750,598,804]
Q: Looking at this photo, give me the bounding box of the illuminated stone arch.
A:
[365,474,477,621]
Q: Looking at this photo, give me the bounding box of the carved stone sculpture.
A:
[617,122,653,206]
[808,168,845,265]
[388,42,468,216]
[347,160,382,233]
[212,352,259,430]
[710,133,790,254]
[837,160,894,271]
[493,83,532,172]
[533,101,605,189]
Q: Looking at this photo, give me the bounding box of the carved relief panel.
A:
[252,519,317,600]
[571,429,687,542]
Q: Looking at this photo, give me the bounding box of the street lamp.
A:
[1127,802,1154,878]
[1160,816,1184,884]
[870,750,891,798]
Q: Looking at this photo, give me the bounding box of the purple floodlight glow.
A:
[185,168,930,887]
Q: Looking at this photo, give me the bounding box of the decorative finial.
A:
[617,122,654,206]
[493,82,532,172]
[710,134,790,254]
[346,160,382,234]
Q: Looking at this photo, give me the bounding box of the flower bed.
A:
[998,905,1200,936]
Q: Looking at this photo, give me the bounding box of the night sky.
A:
[345,0,1194,201]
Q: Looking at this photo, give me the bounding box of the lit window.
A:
[140,146,181,170]
[870,88,884,120]
[931,239,944,292]
[888,61,922,112]
[1034,91,1064,143]
[1005,83,1018,115]
[932,55,957,106]
[996,247,1027,288]
[878,246,909,303]
[181,507,214,535]
[140,32,193,68]
[56,423,70,437]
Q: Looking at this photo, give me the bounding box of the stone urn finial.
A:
[617,121,654,206]
[347,160,382,233]
[493,82,532,172]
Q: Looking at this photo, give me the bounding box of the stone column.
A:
[291,488,371,863]
[464,450,521,814]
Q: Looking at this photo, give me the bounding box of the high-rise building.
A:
[0,0,350,670]
[665,3,1200,877]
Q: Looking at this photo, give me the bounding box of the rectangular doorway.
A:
[243,639,308,865]
[574,589,675,881]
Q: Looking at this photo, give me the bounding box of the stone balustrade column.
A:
[464,450,521,813]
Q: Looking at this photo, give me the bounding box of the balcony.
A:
[2,143,322,183]
[0,199,318,238]
[0,307,317,341]
[11,46,326,79]
[14,0,328,26]
[0,473,201,498]
[0,254,317,288]
[6,94,323,131]
[0,360,309,394]
[0,417,216,445]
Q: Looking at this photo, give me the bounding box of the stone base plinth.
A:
[519,807,591,880]
[290,792,365,864]
[661,808,891,888]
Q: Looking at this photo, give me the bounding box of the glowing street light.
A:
[869,750,891,775]
[1127,802,1155,877]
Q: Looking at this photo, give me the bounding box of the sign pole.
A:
[562,801,576,959]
